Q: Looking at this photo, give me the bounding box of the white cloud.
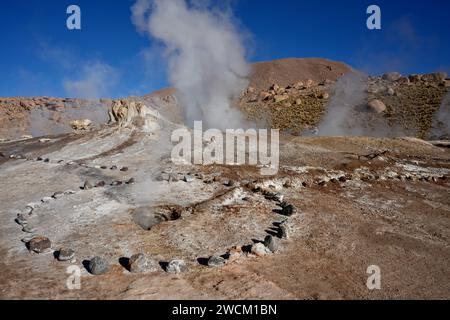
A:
[63,61,119,99]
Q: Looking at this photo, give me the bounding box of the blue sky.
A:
[0,0,449,98]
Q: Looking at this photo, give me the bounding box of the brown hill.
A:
[248,58,353,90]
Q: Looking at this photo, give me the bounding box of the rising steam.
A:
[131,0,250,129]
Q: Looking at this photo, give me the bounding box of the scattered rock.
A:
[382,72,402,82]
[83,181,93,190]
[100,165,108,170]
[39,138,51,143]
[367,99,386,114]
[295,98,302,105]
[43,158,50,163]
[273,94,289,103]
[41,196,54,203]
[422,72,447,83]
[279,223,290,239]
[120,167,129,172]
[183,175,194,183]
[111,181,123,186]
[15,214,28,226]
[125,178,135,184]
[22,225,36,233]
[57,248,75,261]
[28,236,51,253]
[226,246,242,263]
[21,236,35,243]
[317,92,329,99]
[224,179,235,187]
[166,259,187,274]
[279,203,296,216]
[88,256,109,275]
[264,235,279,253]
[251,243,271,257]
[387,87,395,96]
[110,165,118,170]
[128,253,159,273]
[70,119,92,131]
[207,255,227,267]
[96,181,106,187]
[52,191,64,199]
[408,74,422,83]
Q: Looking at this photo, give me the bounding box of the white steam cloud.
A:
[431,92,450,138]
[317,72,368,136]
[131,0,250,129]
[63,61,119,99]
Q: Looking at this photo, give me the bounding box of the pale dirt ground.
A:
[0,124,449,300]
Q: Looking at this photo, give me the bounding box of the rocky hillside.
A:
[240,70,449,138]
[0,58,449,140]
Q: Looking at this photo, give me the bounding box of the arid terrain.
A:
[1,58,449,300]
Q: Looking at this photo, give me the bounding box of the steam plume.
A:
[131,0,250,129]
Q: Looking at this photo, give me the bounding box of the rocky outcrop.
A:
[108,99,161,132]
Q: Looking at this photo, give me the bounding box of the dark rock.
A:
[264,235,279,253]
[22,225,36,233]
[15,214,28,226]
[111,181,123,186]
[120,167,129,172]
[57,248,75,261]
[279,224,289,239]
[125,178,135,185]
[128,253,159,273]
[207,255,227,267]
[110,165,118,170]
[96,181,106,187]
[43,158,50,163]
[88,256,109,275]
[100,165,108,170]
[279,203,296,216]
[28,236,51,253]
[382,72,402,82]
[165,259,187,274]
[224,179,235,187]
[52,191,64,199]
[83,181,93,190]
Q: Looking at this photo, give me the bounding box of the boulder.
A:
[273,94,289,103]
[408,74,422,83]
[57,248,75,261]
[264,235,279,253]
[304,79,315,88]
[259,91,271,101]
[422,72,447,83]
[251,243,271,256]
[128,253,159,273]
[88,256,109,275]
[70,119,92,131]
[28,236,51,253]
[367,99,387,114]
[109,99,160,132]
[166,259,187,274]
[382,72,402,82]
[207,255,227,267]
